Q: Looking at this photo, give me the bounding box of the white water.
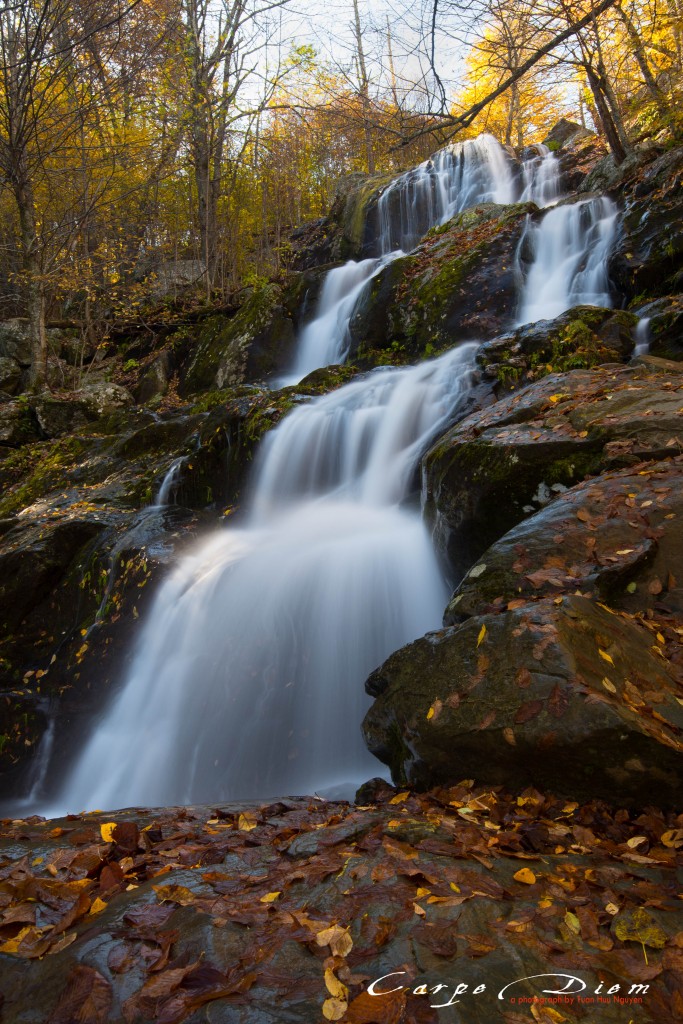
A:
[634,316,651,356]
[46,344,476,814]
[283,134,539,388]
[281,253,403,385]
[377,133,518,253]
[155,457,185,505]
[517,197,619,324]
[520,144,560,208]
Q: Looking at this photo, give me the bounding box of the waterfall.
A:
[281,253,403,386]
[283,134,531,387]
[516,197,619,324]
[634,316,651,356]
[46,344,476,815]
[520,144,560,208]
[376,134,518,253]
[155,456,186,505]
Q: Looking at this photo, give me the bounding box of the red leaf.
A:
[515,700,544,724]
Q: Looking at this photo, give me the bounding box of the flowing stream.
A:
[43,133,621,815]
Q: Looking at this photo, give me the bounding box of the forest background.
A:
[1,0,681,387]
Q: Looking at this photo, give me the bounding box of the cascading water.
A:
[36,132,622,818]
[283,134,544,387]
[376,134,517,253]
[45,344,476,815]
[516,197,620,324]
[281,254,403,385]
[520,144,560,208]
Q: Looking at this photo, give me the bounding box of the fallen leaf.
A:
[100,822,118,843]
[477,624,487,647]
[514,868,537,885]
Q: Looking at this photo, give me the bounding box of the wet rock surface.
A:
[446,457,683,622]
[423,362,683,576]
[363,595,682,806]
[477,306,638,393]
[0,793,680,1023]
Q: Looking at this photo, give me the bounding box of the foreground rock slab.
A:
[0,792,681,1022]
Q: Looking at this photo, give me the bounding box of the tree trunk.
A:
[585,66,628,163]
[16,179,47,388]
[352,0,375,174]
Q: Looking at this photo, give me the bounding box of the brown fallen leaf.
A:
[47,965,112,1024]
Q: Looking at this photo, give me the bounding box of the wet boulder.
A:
[363,595,683,807]
[423,363,683,576]
[610,146,683,300]
[446,456,683,623]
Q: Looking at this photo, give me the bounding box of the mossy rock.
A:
[363,595,682,807]
[423,362,683,576]
[348,203,535,367]
[477,305,638,393]
[183,283,297,395]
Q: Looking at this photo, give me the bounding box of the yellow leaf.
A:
[613,907,667,949]
[316,924,353,957]
[89,897,108,915]
[599,649,614,665]
[152,884,196,905]
[259,891,281,903]
[601,677,617,693]
[416,887,431,898]
[426,705,435,720]
[322,997,348,1021]
[413,902,426,916]
[0,927,33,954]
[661,829,683,849]
[238,813,258,832]
[605,902,619,915]
[324,968,348,999]
[564,911,580,934]
[549,394,566,403]
[100,822,118,843]
[514,868,537,885]
[31,857,43,866]
[389,791,409,804]
[477,624,487,647]
[449,882,461,892]
[626,836,647,849]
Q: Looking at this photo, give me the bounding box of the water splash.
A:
[46,345,476,814]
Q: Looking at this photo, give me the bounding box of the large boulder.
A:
[0,356,21,394]
[348,203,535,365]
[183,283,297,394]
[446,457,683,622]
[0,400,39,446]
[423,362,683,576]
[363,595,682,806]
